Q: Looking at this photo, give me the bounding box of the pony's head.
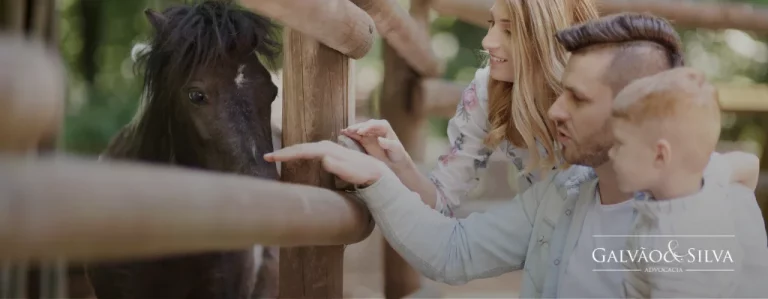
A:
[118,0,281,179]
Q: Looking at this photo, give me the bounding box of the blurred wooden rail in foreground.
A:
[0,154,374,262]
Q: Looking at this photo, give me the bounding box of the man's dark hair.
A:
[555,13,685,94]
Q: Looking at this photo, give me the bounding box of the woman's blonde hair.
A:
[484,0,599,173]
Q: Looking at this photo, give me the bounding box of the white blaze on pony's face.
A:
[235,64,247,88]
[176,54,277,176]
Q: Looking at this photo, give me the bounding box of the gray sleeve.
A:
[355,169,544,285]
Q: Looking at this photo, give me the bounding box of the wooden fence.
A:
[3,0,768,298]
[0,154,374,261]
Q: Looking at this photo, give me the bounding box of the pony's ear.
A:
[144,9,167,32]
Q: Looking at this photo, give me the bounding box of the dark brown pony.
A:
[82,1,281,298]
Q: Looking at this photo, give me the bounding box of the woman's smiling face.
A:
[482,0,515,82]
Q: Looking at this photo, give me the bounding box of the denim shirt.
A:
[517,166,605,298]
[355,163,768,298]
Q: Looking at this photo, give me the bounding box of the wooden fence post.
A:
[0,0,65,288]
[379,0,431,297]
[1,0,59,45]
[278,27,353,298]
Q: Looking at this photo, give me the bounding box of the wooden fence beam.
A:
[1,10,67,298]
[415,79,768,117]
[2,0,59,46]
[430,0,768,33]
[716,83,768,112]
[240,0,375,59]
[353,0,444,77]
[430,0,491,28]
[2,0,27,32]
[379,0,430,297]
[413,78,465,118]
[598,0,768,33]
[278,25,355,298]
[0,155,374,262]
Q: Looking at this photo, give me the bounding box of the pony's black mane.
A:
[104,0,280,162]
[138,0,280,91]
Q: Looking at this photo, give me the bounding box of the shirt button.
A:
[565,209,572,216]
[554,259,560,265]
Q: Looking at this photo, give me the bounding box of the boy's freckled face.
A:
[609,119,659,193]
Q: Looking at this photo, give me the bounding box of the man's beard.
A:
[562,125,612,167]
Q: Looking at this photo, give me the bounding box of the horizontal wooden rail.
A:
[240,0,375,59]
[0,154,374,262]
[412,79,768,118]
[716,83,768,112]
[430,0,768,32]
[598,0,768,33]
[353,0,443,77]
[430,0,491,29]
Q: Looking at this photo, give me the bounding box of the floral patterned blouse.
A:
[429,66,544,217]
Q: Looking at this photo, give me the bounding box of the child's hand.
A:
[721,151,760,191]
[341,119,414,173]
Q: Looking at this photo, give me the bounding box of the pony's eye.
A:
[188,91,207,105]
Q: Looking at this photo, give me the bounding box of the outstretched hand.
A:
[342,119,413,172]
[264,140,389,188]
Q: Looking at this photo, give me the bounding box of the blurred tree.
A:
[59,0,178,155]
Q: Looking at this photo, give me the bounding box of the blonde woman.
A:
[343,0,599,217]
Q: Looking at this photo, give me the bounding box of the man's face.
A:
[547,50,616,167]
